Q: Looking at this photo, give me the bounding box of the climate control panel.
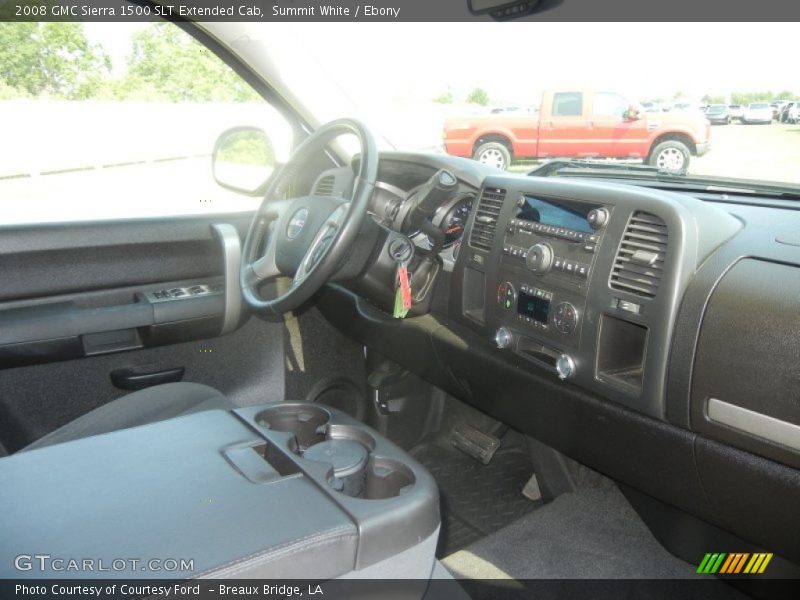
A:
[495,281,581,338]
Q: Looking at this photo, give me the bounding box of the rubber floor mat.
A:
[412,442,540,557]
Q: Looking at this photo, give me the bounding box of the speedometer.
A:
[440,196,474,247]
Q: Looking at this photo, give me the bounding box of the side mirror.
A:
[623,107,641,121]
[212,127,276,196]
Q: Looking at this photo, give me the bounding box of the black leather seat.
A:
[23,382,234,452]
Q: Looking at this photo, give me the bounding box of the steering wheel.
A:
[240,119,378,317]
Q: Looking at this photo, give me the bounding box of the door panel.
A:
[0,315,285,453]
[0,214,252,302]
[585,116,648,157]
[0,214,275,452]
[0,215,251,368]
[538,91,588,157]
[0,214,368,454]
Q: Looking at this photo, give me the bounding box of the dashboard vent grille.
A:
[609,212,668,299]
[314,175,335,196]
[469,187,505,251]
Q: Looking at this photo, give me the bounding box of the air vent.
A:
[609,212,668,299]
[314,175,335,196]
[469,187,505,251]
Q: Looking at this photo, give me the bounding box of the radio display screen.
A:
[516,196,594,233]
[517,291,550,323]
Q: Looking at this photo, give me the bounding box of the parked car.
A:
[779,101,798,123]
[704,104,731,125]
[671,102,694,112]
[727,104,744,121]
[787,102,800,124]
[743,102,774,124]
[770,101,788,120]
[443,89,710,172]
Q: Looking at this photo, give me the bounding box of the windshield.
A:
[3,20,799,208]
[259,22,798,187]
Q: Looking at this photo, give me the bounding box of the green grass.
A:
[508,160,540,174]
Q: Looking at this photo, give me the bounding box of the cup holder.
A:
[255,404,330,452]
[326,424,376,452]
[363,457,415,500]
[300,438,415,499]
[304,438,370,498]
[254,404,416,500]
[307,452,415,500]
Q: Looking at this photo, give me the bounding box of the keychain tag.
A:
[393,262,412,319]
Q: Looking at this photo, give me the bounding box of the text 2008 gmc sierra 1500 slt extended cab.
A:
[443,89,711,171]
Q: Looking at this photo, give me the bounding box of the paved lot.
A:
[692,122,800,185]
[511,122,800,186]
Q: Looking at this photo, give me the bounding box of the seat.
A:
[23,382,234,452]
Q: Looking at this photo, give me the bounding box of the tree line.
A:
[434,87,490,106]
[0,22,259,102]
[433,88,798,108]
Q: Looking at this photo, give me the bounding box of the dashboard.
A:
[313,154,745,420]
[313,151,800,567]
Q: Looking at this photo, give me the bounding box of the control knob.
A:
[497,282,516,310]
[553,302,579,335]
[587,208,609,230]
[525,243,554,273]
[556,354,576,380]
[494,327,513,350]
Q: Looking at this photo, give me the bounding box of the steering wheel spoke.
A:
[292,203,349,286]
[248,199,291,283]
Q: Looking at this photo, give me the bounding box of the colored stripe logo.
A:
[697,553,773,574]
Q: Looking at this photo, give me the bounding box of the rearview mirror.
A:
[468,0,540,17]
[212,127,276,196]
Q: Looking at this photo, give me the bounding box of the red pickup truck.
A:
[443,90,710,172]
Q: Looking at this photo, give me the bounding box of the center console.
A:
[0,403,440,581]
[495,193,608,378]
[452,174,741,419]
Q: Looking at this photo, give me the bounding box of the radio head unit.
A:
[516,195,597,233]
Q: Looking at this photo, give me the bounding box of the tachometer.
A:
[440,196,474,247]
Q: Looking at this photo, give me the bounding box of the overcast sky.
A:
[285,23,799,103]
[85,22,799,104]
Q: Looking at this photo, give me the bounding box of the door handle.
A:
[110,366,185,391]
[210,224,243,336]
